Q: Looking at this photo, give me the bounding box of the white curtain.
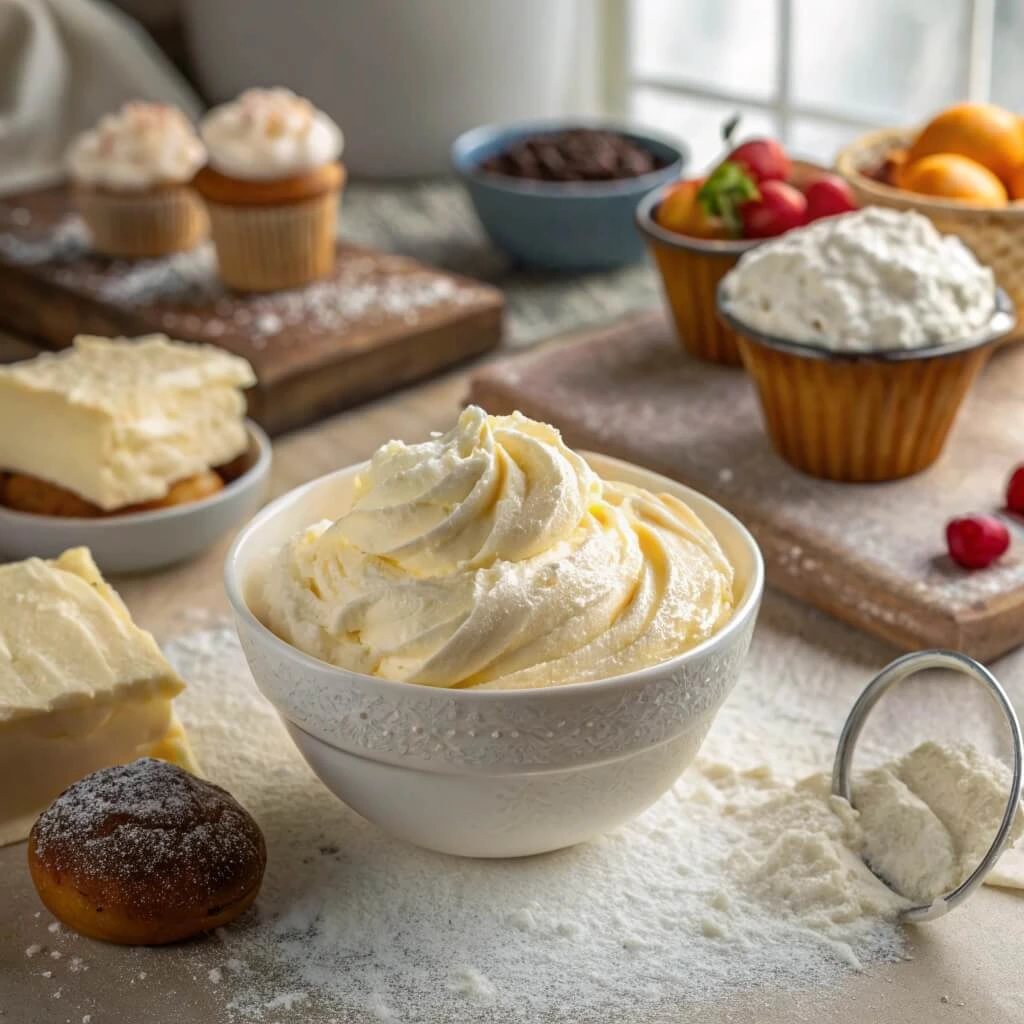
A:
[570,0,631,118]
[0,0,198,195]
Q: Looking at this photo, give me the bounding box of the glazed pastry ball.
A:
[28,758,266,945]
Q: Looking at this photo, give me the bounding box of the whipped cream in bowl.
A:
[200,87,344,181]
[225,407,764,857]
[66,102,206,191]
[718,207,1013,358]
[256,407,735,690]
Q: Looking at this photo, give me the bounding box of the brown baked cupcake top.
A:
[30,758,266,921]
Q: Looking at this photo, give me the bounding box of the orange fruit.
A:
[877,147,909,187]
[907,102,1024,185]
[898,153,1008,206]
[655,178,729,239]
[656,179,702,232]
[1008,162,1024,201]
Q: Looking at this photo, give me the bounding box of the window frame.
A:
[620,0,997,146]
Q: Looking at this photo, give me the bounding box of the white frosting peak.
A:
[256,406,735,690]
[721,208,996,352]
[66,103,206,191]
[200,88,344,181]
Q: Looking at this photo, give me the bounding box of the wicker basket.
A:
[835,127,1024,340]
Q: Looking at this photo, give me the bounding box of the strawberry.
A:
[728,138,791,184]
[803,175,858,222]
[740,180,807,238]
[721,114,791,183]
[695,161,760,238]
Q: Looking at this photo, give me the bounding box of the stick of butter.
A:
[0,547,197,846]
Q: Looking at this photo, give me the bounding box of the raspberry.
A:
[1007,466,1024,515]
[946,516,1010,570]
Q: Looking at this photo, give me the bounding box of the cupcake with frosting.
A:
[66,103,208,258]
[195,88,345,291]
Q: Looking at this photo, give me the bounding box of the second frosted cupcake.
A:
[67,103,207,258]
[196,88,346,292]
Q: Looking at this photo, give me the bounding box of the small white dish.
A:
[0,421,271,574]
[226,452,764,858]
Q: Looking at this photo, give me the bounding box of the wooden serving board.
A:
[0,187,503,435]
[469,311,1024,660]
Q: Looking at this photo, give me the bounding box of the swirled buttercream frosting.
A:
[256,407,734,689]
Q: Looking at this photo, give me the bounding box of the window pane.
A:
[790,118,863,165]
[631,0,778,100]
[992,0,1024,109]
[792,0,969,123]
[631,88,777,171]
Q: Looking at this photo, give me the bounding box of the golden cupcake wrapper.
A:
[205,190,340,292]
[73,185,208,258]
[648,239,744,366]
[737,338,992,482]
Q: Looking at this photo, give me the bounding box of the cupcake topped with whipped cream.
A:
[195,88,346,292]
[200,87,343,181]
[65,102,208,258]
[67,102,206,192]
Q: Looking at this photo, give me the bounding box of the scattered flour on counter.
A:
[0,216,89,264]
[155,627,1024,1023]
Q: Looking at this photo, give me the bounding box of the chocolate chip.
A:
[478,129,669,183]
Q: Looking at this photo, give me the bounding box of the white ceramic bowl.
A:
[225,453,764,858]
[0,422,272,575]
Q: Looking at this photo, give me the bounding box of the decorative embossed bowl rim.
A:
[224,451,764,712]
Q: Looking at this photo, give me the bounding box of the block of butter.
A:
[0,547,197,846]
[0,334,255,510]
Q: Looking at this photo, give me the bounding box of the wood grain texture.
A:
[0,187,503,435]
[469,311,1024,660]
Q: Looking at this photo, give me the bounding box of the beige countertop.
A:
[2,344,1023,1024]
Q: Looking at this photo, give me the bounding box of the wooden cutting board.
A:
[469,311,1024,660]
[0,187,503,435]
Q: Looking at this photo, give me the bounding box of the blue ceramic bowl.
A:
[452,119,687,271]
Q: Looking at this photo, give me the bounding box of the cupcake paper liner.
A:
[73,185,208,258]
[737,339,992,482]
[204,191,340,292]
[648,238,745,366]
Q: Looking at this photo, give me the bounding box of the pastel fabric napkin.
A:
[0,0,199,195]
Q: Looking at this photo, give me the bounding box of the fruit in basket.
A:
[693,161,760,237]
[726,138,791,184]
[873,147,910,187]
[721,114,791,183]
[740,180,807,238]
[907,102,1024,186]
[1008,163,1024,201]
[655,119,859,242]
[655,177,730,239]
[803,174,858,220]
[898,153,1008,206]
